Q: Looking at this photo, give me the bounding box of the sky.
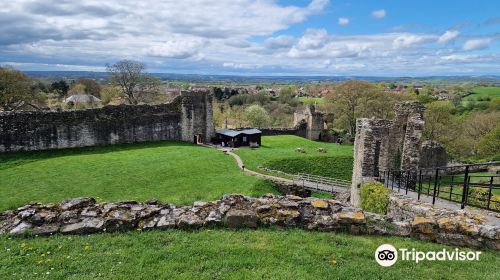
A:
[1,0,499,76]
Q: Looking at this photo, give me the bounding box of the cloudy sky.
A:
[1,0,499,76]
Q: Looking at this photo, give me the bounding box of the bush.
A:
[360,181,391,214]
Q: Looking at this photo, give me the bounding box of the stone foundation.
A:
[1,194,498,250]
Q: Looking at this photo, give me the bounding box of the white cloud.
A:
[148,38,204,59]
[338,17,349,26]
[0,0,498,75]
[463,38,493,51]
[392,34,435,49]
[371,9,386,19]
[438,30,460,43]
[222,62,261,69]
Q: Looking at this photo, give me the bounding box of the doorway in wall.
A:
[194,134,203,144]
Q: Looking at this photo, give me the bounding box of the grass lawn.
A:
[1,229,499,280]
[298,97,324,105]
[235,135,353,177]
[0,142,274,211]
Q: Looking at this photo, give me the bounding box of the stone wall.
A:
[419,141,448,169]
[350,118,392,206]
[0,90,214,152]
[293,105,324,140]
[1,194,498,249]
[260,121,307,138]
[351,101,426,205]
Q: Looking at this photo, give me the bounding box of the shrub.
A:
[360,181,391,214]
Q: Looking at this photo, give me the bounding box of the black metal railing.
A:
[377,162,500,212]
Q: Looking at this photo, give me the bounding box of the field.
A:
[235,135,353,171]
[1,229,499,280]
[298,97,324,105]
[263,156,353,180]
[0,142,271,211]
[461,86,500,107]
[470,86,500,99]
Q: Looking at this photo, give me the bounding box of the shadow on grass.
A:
[0,141,197,170]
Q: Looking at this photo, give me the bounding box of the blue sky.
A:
[1,0,499,76]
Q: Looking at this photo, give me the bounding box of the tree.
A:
[245,105,271,128]
[423,101,454,141]
[106,60,159,104]
[76,78,101,97]
[100,85,122,105]
[477,127,500,159]
[50,80,69,97]
[325,81,378,135]
[0,67,45,111]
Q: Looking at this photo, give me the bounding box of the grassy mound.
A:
[0,142,267,211]
[263,156,353,180]
[235,135,353,171]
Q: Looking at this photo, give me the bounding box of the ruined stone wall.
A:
[419,141,448,169]
[350,101,425,205]
[293,105,324,140]
[1,194,497,249]
[180,90,214,143]
[350,118,392,206]
[0,90,214,152]
[393,102,425,171]
[260,121,307,138]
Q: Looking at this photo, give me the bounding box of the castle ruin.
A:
[0,89,214,152]
[350,101,426,206]
[293,105,325,141]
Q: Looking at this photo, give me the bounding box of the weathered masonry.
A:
[0,90,214,152]
[351,101,426,206]
[293,105,325,141]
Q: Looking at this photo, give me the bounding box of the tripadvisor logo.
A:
[375,244,482,267]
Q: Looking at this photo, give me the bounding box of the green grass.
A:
[264,156,353,180]
[298,97,324,104]
[460,86,500,108]
[235,135,353,172]
[470,86,500,99]
[1,229,499,280]
[0,142,273,211]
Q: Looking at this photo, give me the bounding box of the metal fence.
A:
[377,162,500,212]
[293,173,351,192]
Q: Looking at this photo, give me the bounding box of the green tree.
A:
[100,85,122,105]
[245,105,271,128]
[326,81,380,135]
[50,80,69,97]
[76,78,101,97]
[0,67,45,111]
[477,127,500,160]
[424,101,454,141]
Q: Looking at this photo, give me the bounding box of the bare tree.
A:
[106,60,159,104]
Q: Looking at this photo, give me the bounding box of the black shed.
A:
[215,128,262,148]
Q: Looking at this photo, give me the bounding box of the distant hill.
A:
[24,71,500,85]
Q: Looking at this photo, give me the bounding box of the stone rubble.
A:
[0,194,498,250]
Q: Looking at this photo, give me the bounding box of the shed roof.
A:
[216,128,262,137]
[64,94,101,104]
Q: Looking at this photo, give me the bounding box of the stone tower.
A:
[293,105,324,140]
[180,89,215,143]
[350,101,425,206]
